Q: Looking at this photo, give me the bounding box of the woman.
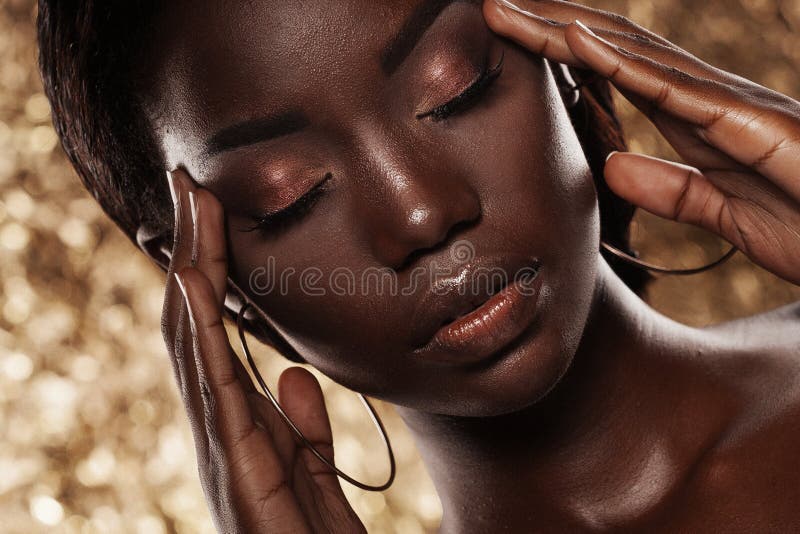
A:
[37,0,800,531]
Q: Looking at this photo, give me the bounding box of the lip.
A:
[410,255,543,366]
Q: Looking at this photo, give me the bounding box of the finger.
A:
[162,170,207,445]
[483,0,722,81]
[189,189,228,307]
[163,169,198,373]
[176,267,311,531]
[173,298,212,466]
[279,368,356,527]
[486,1,800,201]
[189,187,264,400]
[567,22,800,198]
[163,169,199,342]
[278,368,336,473]
[646,113,751,175]
[566,22,736,127]
[484,0,734,125]
[604,152,732,237]
[487,0,673,46]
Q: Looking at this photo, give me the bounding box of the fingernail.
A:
[606,150,619,162]
[174,272,196,327]
[188,191,199,266]
[574,19,618,50]
[189,191,199,229]
[494,0,532,17]
[174,272,188,301]
[166,170,178,205]
[574,19,598,38]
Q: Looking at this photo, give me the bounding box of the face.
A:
[146,0,600,417]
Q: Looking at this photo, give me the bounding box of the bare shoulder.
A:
[702,300,800,351]
[673,302,800,526]
[699,299,800,418]
[696,300,800,402]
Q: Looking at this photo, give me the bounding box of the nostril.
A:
[395,216,481,272]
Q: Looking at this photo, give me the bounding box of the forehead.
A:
[153,1,475,101]
[148,0,482,168]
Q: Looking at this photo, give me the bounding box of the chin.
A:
[452,333,581,418]
[475,255,600,416]
[398,273,597,419]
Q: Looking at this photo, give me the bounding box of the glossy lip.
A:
[410,256,543,366]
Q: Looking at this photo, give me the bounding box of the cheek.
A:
[413,48,601,415]
[222,47,602,412]
[226,236,416,391]
[500,52,600,355]
[461,45,599,263]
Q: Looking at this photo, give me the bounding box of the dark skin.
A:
[140,0,800,531]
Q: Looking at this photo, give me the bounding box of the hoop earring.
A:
[601,240,738,275]
[559,73,600,105]
[561,72,738,275]
[236,303,396,492]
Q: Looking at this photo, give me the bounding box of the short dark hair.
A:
[37,0,167,238]
[37,1,649,295]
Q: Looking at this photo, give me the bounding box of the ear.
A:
[548,60,581,109]
[136,223,172,272]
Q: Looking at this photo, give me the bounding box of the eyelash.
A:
[245,53,504,234]
[243,172,332,233]
[416,50,505,122]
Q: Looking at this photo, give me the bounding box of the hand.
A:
[484,0,800,285]
[161,169,365,534]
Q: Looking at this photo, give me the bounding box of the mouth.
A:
[435,275,512,328]
[411,257,544,366]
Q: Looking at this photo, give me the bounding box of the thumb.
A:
[278,368,365,531]
[278,367,350,494]
[278,367,335,464]
[604,151,728,234]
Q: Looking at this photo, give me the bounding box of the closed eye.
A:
[242,173,332,234]
[416,50,504,122]
[240,52,503,236]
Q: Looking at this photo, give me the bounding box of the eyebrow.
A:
[381,0,478,76]
[205,110,309,156]
[205,0,478,156]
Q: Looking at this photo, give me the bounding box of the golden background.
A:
[1,0,799,532]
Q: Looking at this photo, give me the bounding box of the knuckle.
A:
[537,33,554,57]
[667,65,694,85]
[622,30,655,49]
[654,76,673,109]
[606,56,624,83]
[205,315,225,331]
[607,12,635,30]
[215,368,241,390]
[207,250,228,266]
[673,168,697,222]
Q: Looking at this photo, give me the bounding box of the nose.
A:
[353,133,482,270]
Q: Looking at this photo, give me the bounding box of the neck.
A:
[397,257,731,532]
